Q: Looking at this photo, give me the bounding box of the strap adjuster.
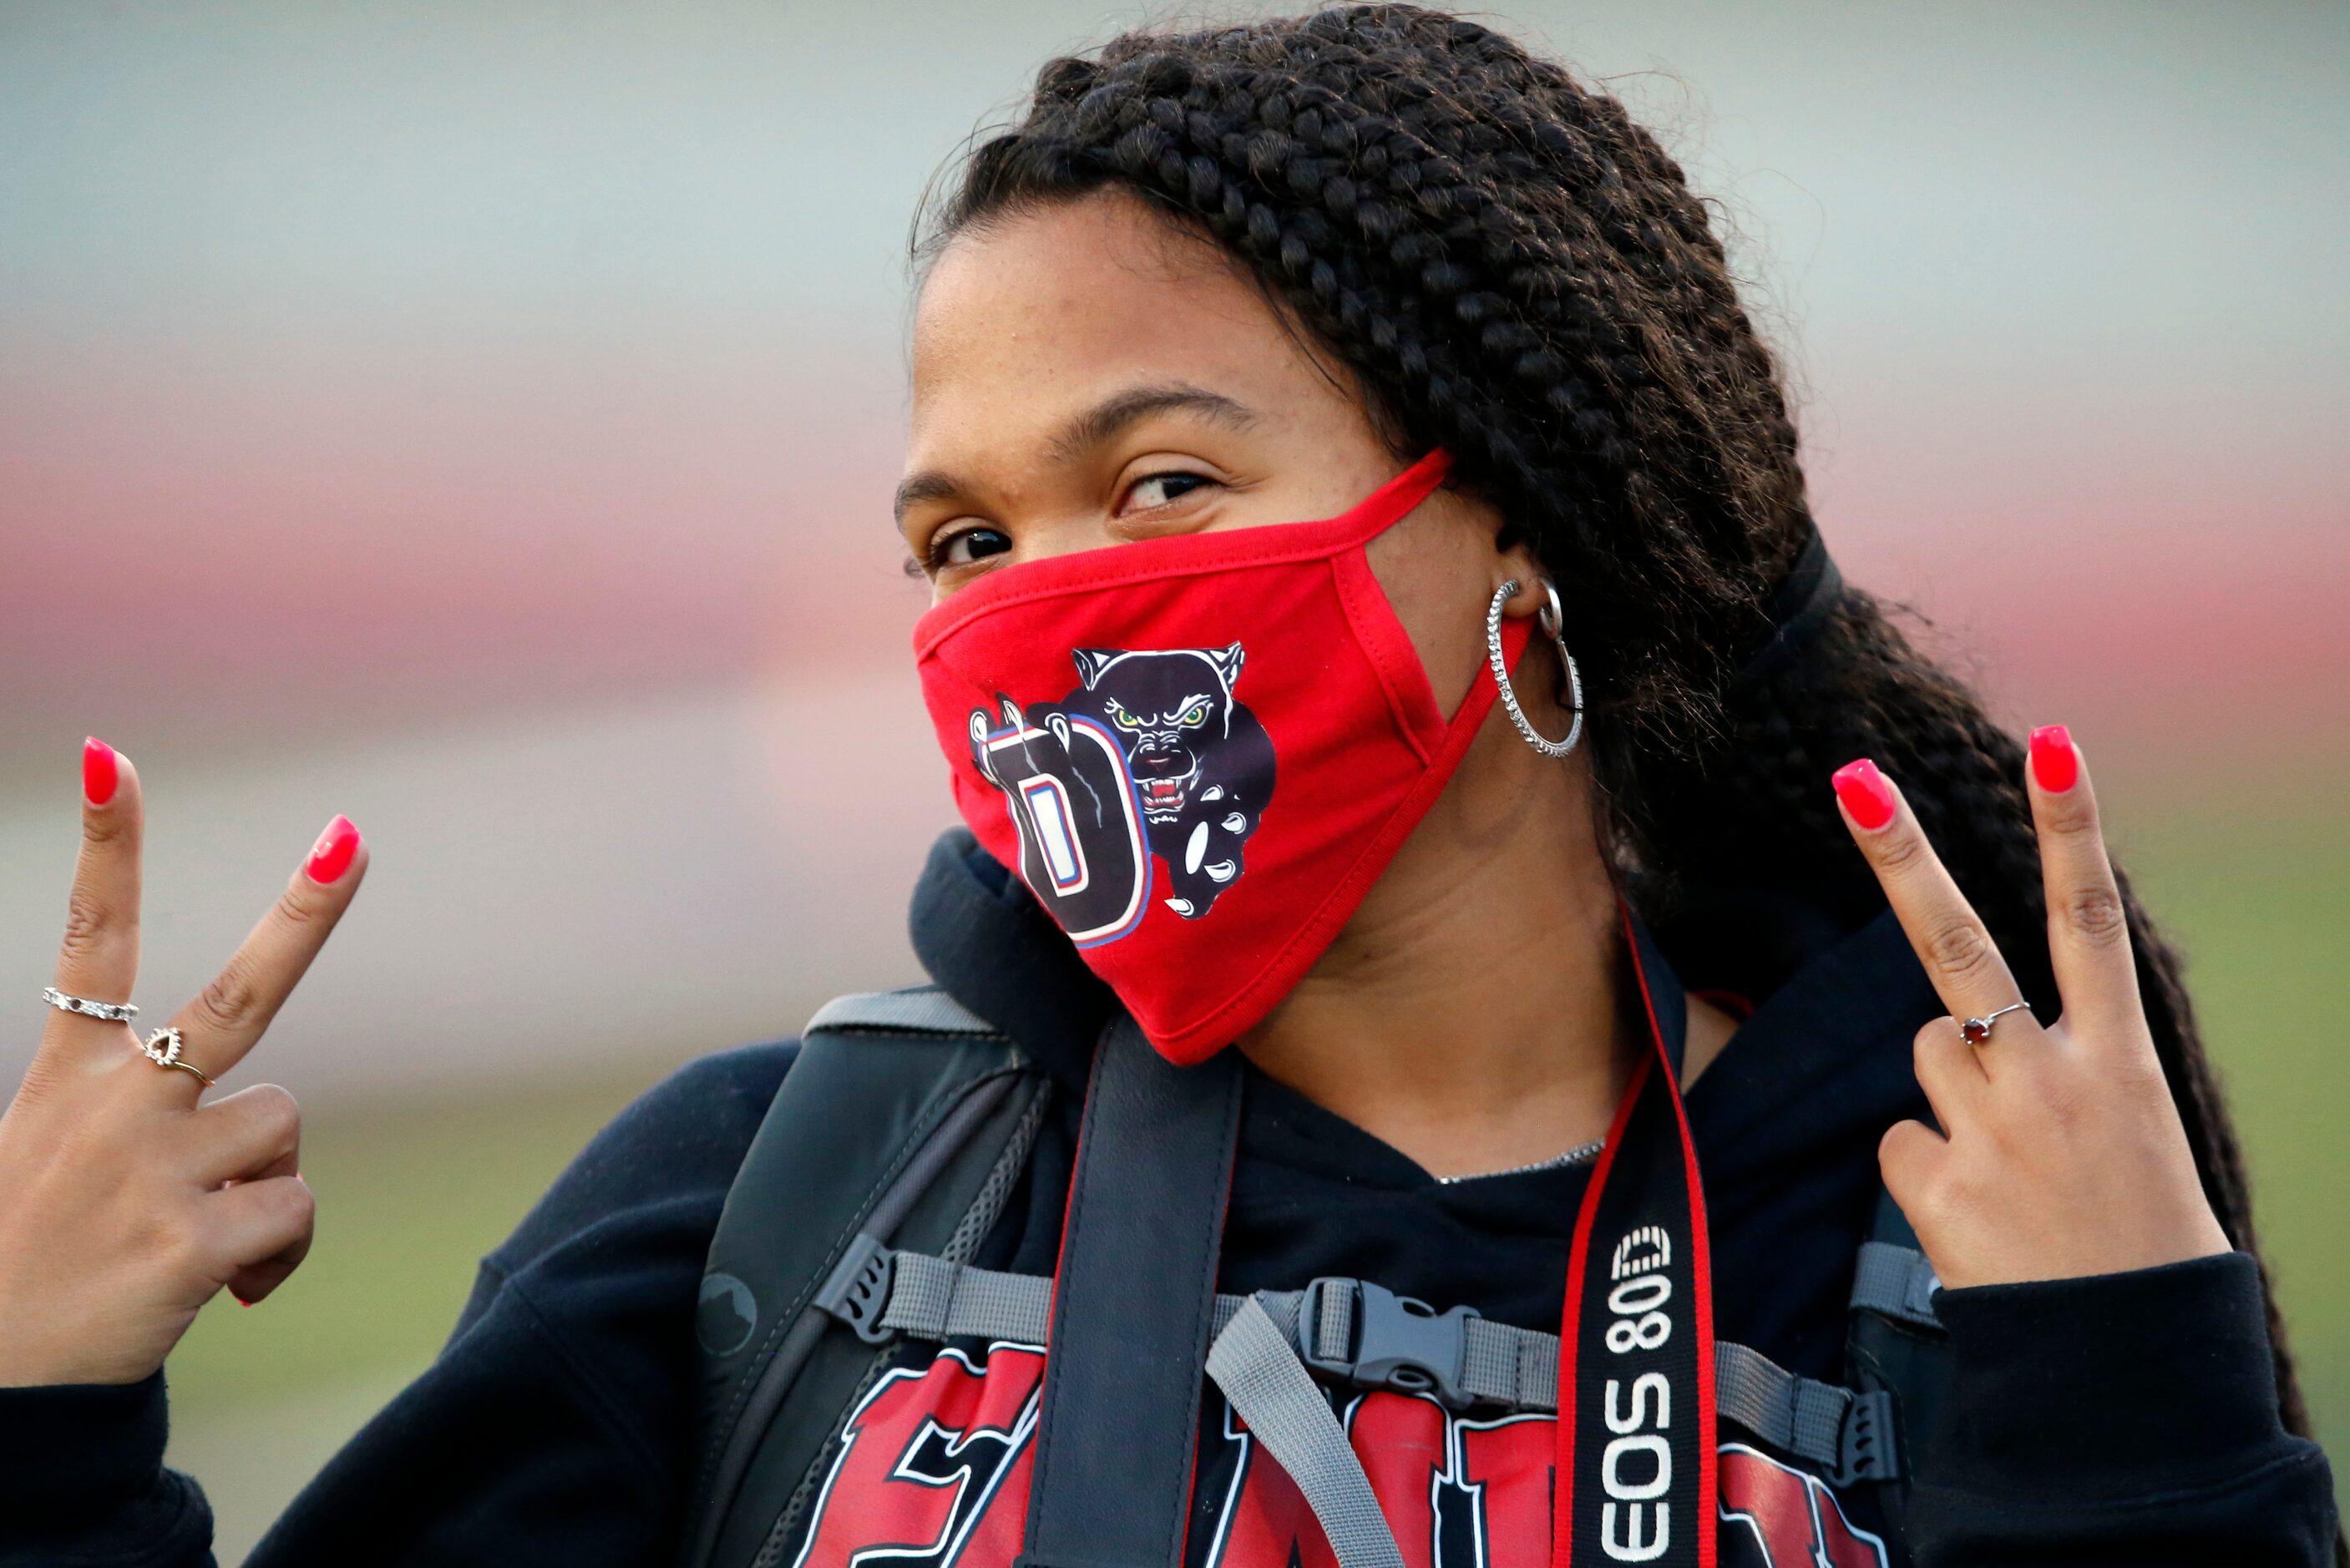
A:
[814,1232,899,1344]
[1297,1277,1481,1411]
[1831,1388,1900,1486]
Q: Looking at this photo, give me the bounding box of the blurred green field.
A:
[168,789,2349,1559]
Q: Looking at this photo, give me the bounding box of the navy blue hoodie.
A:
[0,830,2332,1565]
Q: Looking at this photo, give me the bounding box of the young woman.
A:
[0,8,2335,1566]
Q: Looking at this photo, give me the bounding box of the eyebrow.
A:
[894,382,1258,526]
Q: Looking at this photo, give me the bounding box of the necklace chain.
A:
[1433,1135,1606,1186]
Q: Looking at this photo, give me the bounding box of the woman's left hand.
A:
[1830,727,2231,1290]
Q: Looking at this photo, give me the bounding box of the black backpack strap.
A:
[1841,1181,1953,1534]
[681,986,1047,1568]
[803,988,1006,1036]
[1015,1015,1244,1568]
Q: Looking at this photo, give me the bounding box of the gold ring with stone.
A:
[140,1026,216,1088]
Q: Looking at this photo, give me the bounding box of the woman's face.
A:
[903,190,1541,715]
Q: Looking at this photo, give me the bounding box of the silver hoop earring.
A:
[1487,579,1584,759]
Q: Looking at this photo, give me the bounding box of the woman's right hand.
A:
[0,739,366,1388]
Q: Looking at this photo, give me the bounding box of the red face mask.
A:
[913,450,1532,1065]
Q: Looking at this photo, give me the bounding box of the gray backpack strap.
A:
[843,1243,1902,1480]
[1715,1341,1899,1486]
[835,1256,1550,1417]
[1208,1298,1405,1568]
[839,1246,1055,1345]
[681,987,1048,1568]
[1289,1278,1551,1414]
[1850,1240,1942,1328]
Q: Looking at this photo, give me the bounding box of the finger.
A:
[225,1255,305,1308]
[1912,1016,1988,1127]
[221,1146,304,1305]
[2024,726,2142,1035]
[164,816,366,1085]
[45,738,144,1051]
[1831,757,2026,1020]
[182,1083,301,1187]
[1876,1117,1949,1220]
[201,1174,315,1300]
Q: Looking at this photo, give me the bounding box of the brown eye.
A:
[932,525,1012,569]
[1122,472,1216,512]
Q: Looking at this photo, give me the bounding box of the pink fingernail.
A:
[2029,725,2079,793]
[84,737,119,806]
[1831,758,1898,832]
[305,816,360,884]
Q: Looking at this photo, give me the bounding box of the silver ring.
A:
[140,1026,216,1088]
[1959,1001,2033,1046]
[1486,579,1584,759]
[43,986,138,1024]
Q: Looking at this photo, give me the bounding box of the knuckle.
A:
[1871,824,1932,876]
[271,1178,317,1234]
[2039,788,2099,837]
[1922,917,2001,984]
[2043,1079,2093,1136]
[190,965,265,1037]
[1928,1161,1988,1225]
[2055,884,2130,950]
[1911,1033,1946,1081]
[58,892,121,964]
[1899,1167,1957,1231]
[79,809,131,849]
[1877,1122,1950,1212]
[248,1084,302,1149]
[273,880,331,930]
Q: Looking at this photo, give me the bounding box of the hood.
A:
[908,827,1116,1090]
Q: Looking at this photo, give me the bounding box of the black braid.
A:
[919,2,2323,1476]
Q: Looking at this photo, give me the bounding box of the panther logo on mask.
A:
[969,642,1274,943]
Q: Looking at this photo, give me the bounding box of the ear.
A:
[1207,641,1244,689]
[1493,542,1551,622]
[997,695,1025,730]
[1071,648,1117,687]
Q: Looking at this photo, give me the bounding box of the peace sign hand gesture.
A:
[0,739,366,1387]
[1832,726,2231,1290]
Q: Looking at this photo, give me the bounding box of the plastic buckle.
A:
[1299,1277,1481,1411]
[813,1232,899,1344]
[1831,1388,1900,1485]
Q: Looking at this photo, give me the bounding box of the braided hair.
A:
[916,3,2318,1458]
